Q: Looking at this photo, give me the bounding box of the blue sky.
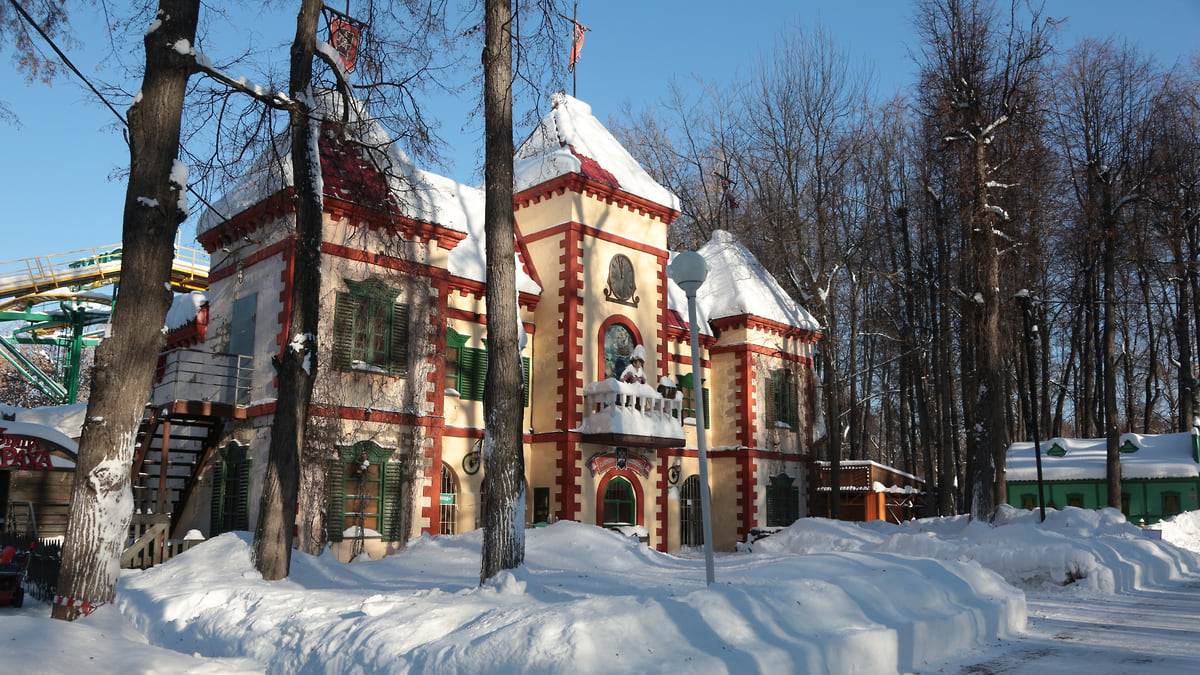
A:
[1,0,1197,264]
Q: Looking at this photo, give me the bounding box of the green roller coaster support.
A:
[0,305,108,404]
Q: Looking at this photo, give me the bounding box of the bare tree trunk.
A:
[1101,210,1123,509]
[823,345,843,520]
[480,0,525,583]
[253,0,323,580]
[929,188,958,516]
[1176,239,1196,431]
[52,0,198,621]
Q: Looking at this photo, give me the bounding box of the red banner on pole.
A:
[330,18,361,73]
[569,21,586,73]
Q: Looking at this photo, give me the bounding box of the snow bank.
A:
[107,522,1020,674]
[758,506,1200,593]
[8,509,1200,674]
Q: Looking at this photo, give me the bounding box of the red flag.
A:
[330,19,361,73]
[569,21,585,72]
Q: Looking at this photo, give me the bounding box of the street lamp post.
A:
[669,251,716,585]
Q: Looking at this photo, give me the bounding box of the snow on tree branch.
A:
[982,204,1010,220]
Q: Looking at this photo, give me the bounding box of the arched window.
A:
[603,323,637,380]
[680,475,703,548]
[603,476,636,526]
[440,462,458,535]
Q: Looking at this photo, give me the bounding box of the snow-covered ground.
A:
[5,507,1200,674]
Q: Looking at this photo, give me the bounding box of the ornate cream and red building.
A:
[151,94,821,559]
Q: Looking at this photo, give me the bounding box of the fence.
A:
[0,532,61,604]
[121,514,204,570]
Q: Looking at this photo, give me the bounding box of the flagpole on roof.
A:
[560,2,589,97]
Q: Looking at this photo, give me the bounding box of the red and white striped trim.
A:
[53,595,104,616]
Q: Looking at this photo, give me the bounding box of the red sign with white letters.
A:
[0,427,54,470]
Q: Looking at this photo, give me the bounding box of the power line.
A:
[9,1,235,226]
[7,0,127,126]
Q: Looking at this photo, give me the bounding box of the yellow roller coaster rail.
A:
[0,243,209,303]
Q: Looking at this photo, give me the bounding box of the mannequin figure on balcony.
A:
[620,344,648,385]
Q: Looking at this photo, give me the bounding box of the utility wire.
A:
[7,0,127,126]
[9,0,236,225]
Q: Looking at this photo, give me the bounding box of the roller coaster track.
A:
[0,243,209,307]
[0,243,210,403]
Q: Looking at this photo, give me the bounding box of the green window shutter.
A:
[784,370,798,428]
[332,292,359,371]
[766,486,781,526]
[446,329,468,393]
[766,370,780,427]
[702,387,711,430]
[326,459,346,542]
[462,346,488,401]
[766,474,797,527]
[231,460,251,531]
[459,347,476,401]
[522,356,531,407]
[210,462,227,535]
[382,462,406,541]
[389,302,410,377]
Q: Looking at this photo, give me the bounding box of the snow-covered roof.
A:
[0,402,86,439]
[1007,431,1200,481]
[444,182,541,295]
[664,257,714,336]
[816,459,924,484]
[514,93,681,212]
[194,93,538,295]
[166,291,207,331]
[676,230,819,332]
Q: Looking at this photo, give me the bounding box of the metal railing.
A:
[152,348,253,406]
[0,242,210,301]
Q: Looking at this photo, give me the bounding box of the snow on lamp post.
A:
[669,251,716,585]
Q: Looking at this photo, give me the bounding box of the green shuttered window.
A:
[326,441,407,543]
[677,372,710,429]
[766,368,798,430]
[210,442,251,535]
[333,279,409,377]
[446,330,530,406]
[765,473,800,527]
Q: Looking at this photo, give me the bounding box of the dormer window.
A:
[1046,444,1066,457]
[1119,440,1139,454]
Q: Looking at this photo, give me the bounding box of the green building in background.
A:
[1006,430,1200,525]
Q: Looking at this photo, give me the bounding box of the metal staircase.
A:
[131,402,229,533]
